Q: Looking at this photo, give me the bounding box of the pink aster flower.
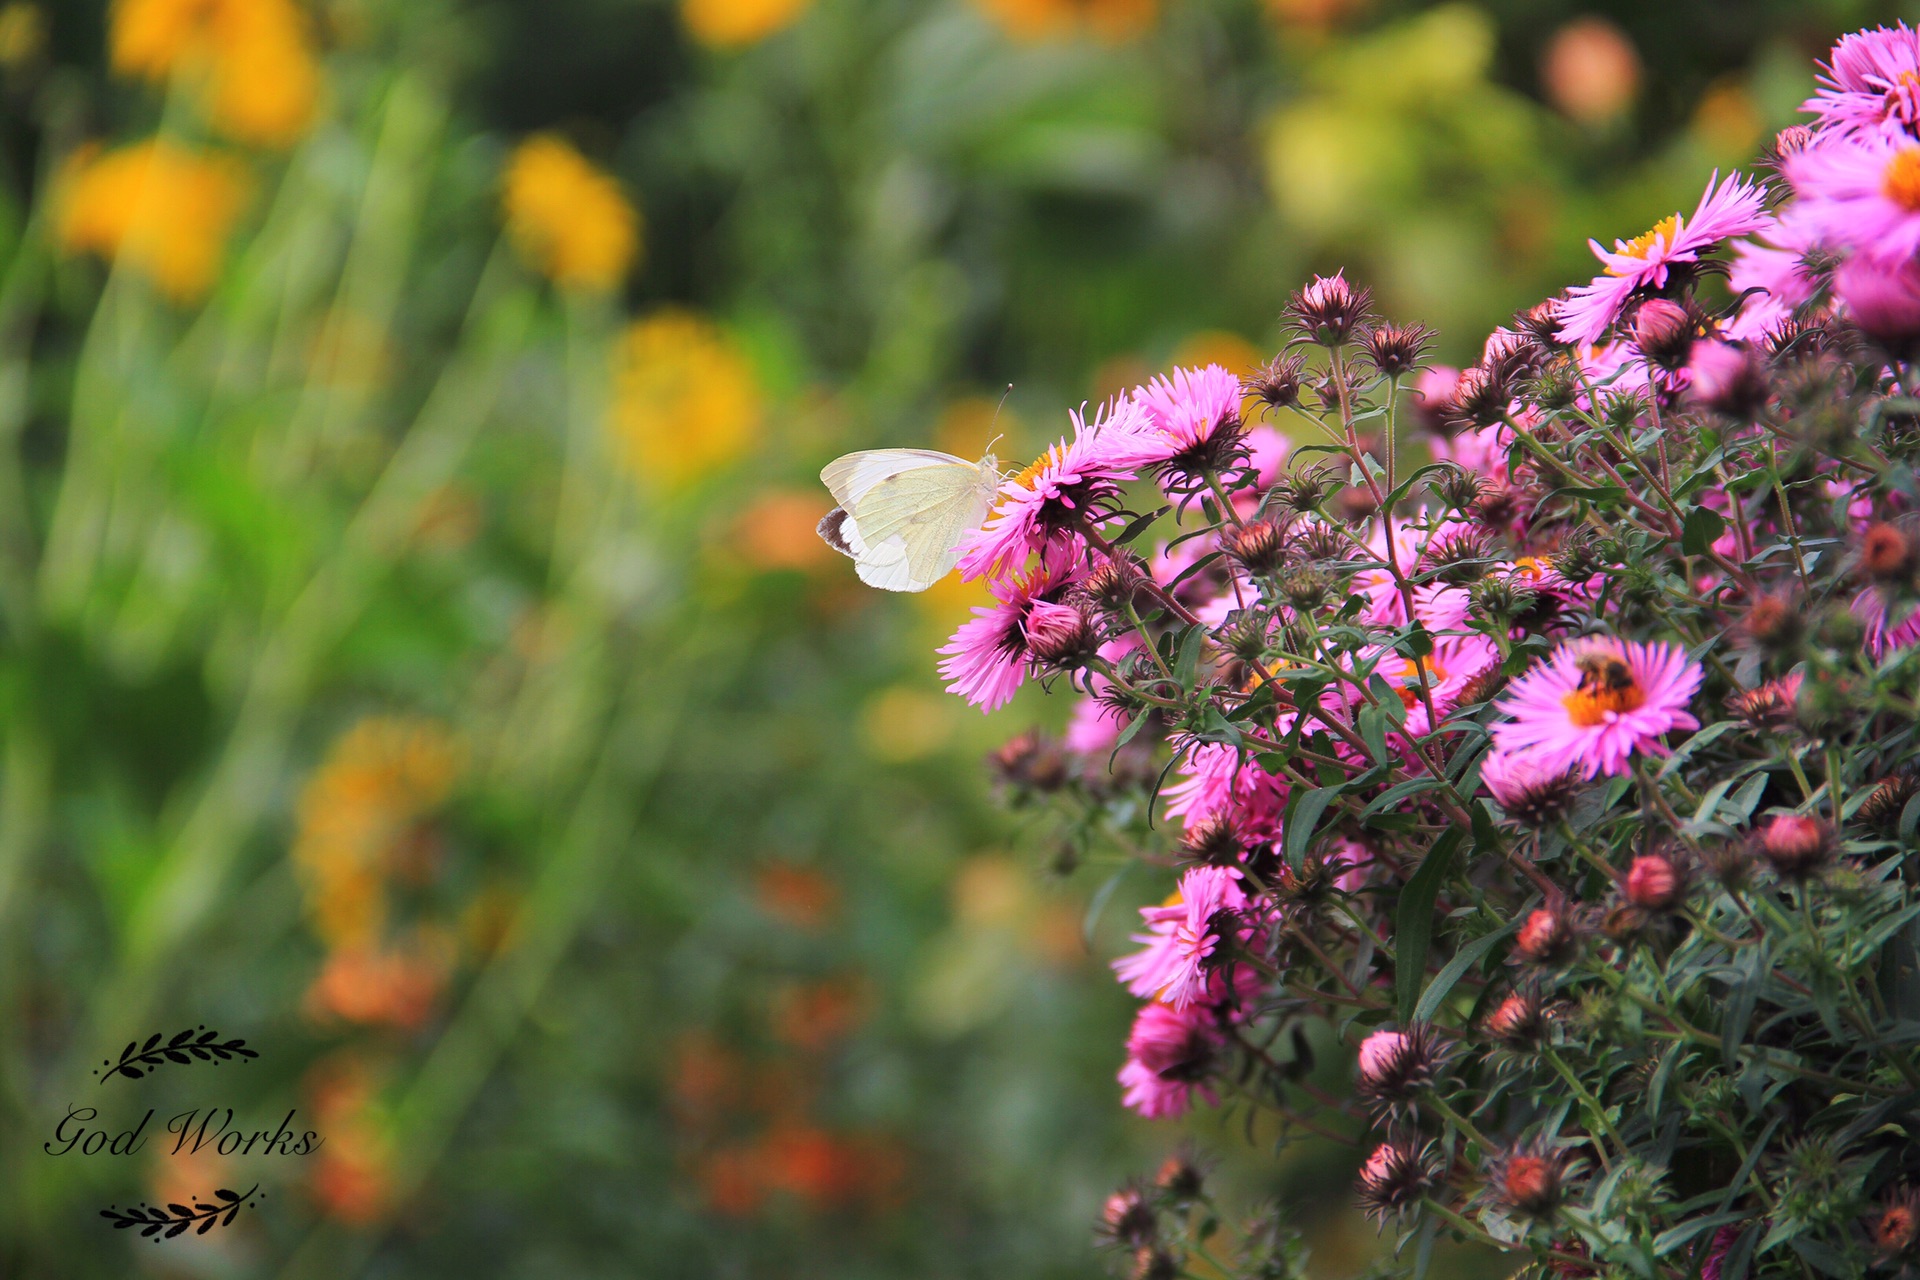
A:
[1163,741,1287,835]
[1726,216,1821,341]
[1108,364,1250,490]
[937,547,1080,711]
[1836,252,1920,345]
[955,399,1143,581]
[1785,131,1920,265]
[1804,24,1920,139]
[1111,866,1247,1010]
[1118,1000,1224,1119]
[1556,172,1771,347]
[1491,637,1703,779]
[1856,588,1920,656]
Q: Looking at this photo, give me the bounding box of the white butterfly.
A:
[816,448,1005,592]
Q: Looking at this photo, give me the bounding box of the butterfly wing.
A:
[817,450,1000,592]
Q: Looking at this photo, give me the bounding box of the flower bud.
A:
[1624,854,1682,911]
[1859,769,1919,833]
[1754,813,1833,879]
[1632,299,1696,369]
[1687,341,1769,418]
[1180,816,1244,867]
[1494,1147,1570,1218]
[1837,253,1920,354]
[1430,465,1484,512]
[1423,526,1496,584]
[1484,988,1552,1048]
[1741,594,1803,652]
[1287,271,1374,346]
[1269,466,1334,515]
[1357,1140,1435,1222]
[1873,1187,1920,1263]
[1279,566,1331,612]
[1081,554,1149,617]
[1131,1247,1181,1280]
[1446,365,1510,431]
[1355,1025,1439,1109]
[1360,321,1435,377]
[1223,518,1288,575]
[1099,1185,1158,1248]
[1154,1151,1206,1201]
[1513,299,1561,345]
[1512,905,1577,966]
[1861,521,1918,584]
[1244,352,1307,415]
[1024,600,1100,667]
[990,731,1069,793]
[1765,124,1816,167]
[1727,674,1801,728]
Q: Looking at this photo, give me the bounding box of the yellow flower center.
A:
[1885,146,1920,212]
[1011,446,1064,490]
[1513,555,1548,582]
[1605,214,1680,275]
[1560,652,1645,727]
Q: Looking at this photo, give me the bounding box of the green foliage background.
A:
[0,0,1909,1275]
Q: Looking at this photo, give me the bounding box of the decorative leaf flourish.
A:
[96,1028,257,1083]
[99,1186,262,1239]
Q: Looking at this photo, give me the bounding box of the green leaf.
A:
[1413,914,1520,1024]
[1173,623,1206,689]
[1681,506,1727,556]
[1284,785,1346,871]
[1395,829,1462,1022]
[1112,505,1171,548]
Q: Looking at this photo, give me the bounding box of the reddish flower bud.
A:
[1624,854,1682,911]
[1179,816,1244,867]
[1356,1139,1436,1222]
[1484,988,1552,1048]
[1154,1151,1206,1200]
[1360,322,1436,378]
[1131,1248,1181,1280]
[1740,594,1802,651]
[1861,521,1917,584]
[1513,906,1577,966]
[1099,1184,1158,1248]
[1873,1187,1920,1262]
[1494,1147,1571,1217]
[1727,674,1802,728]
[1754,813,1833,880]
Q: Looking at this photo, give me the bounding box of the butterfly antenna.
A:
[986,383,1014,473]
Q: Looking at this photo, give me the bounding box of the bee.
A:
[1574,651,1635,697]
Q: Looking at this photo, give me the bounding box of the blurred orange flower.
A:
[292,716,461,946]
[609,310,763,491]
[972,0,1155,43]
[770,977,868,1052]
[305,1054,394,1225]
[753,863,839,932]
[1541,17,1640,127]
[303,930,454,1030]
[735,490,837,572]
[110,0,321,147]
[681,0,811,49]
[55,140,251,303]
[501,134,641,293]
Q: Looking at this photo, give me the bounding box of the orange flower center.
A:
[1395,655,1451,709]
[1011,446,1064,490]
[1606,214,1680,275]
[1885,147,1920,212]
[1560,652,1645,726]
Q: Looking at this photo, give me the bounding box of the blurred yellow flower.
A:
[972,0,1156,43]
[109,0,321,148]
[54,140,251,303]
[1692,79,1763,158]
[682,0,811,49]
[609,310,762,490]
[502,134,641,293]
[292,716,463,950]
